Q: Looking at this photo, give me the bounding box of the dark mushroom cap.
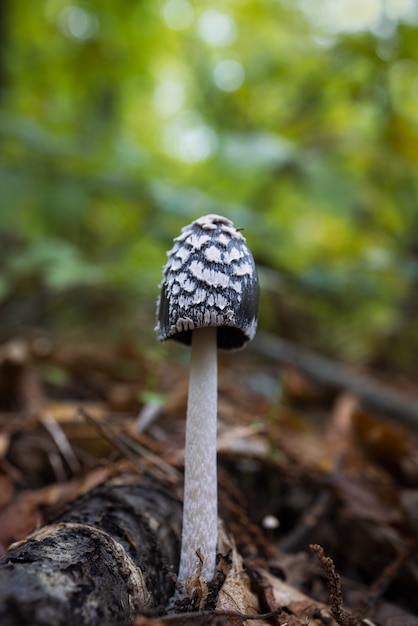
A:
[155,214,259,350]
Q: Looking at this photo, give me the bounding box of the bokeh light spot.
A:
[57,6,99,41]
[213,59,245,92]
[162,111,218,163]
[162,0,195,31]
[197,9,237,47]
[154,76,186,116]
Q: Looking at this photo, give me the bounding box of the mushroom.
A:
[155,214,259,591]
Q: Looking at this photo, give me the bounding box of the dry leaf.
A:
[215,527,271,626]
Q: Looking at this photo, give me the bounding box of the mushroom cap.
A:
[155,214,259,350]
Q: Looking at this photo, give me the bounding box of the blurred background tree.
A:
[1,0,418,371]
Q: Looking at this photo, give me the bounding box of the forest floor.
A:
[0,332,418,625]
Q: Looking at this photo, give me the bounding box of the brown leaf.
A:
[352,409,418,482]
[0,492,42,552]
[0,474,14,508]
[0,462,134,550]
[216,528,262,625]
[248,564,338,626]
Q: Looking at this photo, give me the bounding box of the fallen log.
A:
[0,474,182,626]
[252,332,418,428]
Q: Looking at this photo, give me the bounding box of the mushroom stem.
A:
[178,326,218,587]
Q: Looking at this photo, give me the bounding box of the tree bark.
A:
[0,475,182,626]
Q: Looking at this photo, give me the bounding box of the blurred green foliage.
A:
[1,0,418,369]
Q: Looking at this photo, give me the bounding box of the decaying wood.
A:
[0,469,351,626]
[0,474,182,626]
[253,332,418,427]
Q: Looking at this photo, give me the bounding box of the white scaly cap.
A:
[155,214,259,350]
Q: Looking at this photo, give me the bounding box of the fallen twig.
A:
[252,333,418,428]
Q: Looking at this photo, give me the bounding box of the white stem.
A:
[178,326,218,588]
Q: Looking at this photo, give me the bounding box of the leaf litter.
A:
[0,335,418,625]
